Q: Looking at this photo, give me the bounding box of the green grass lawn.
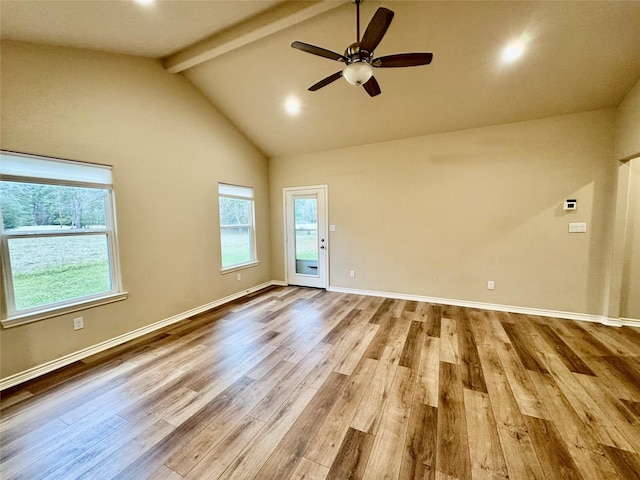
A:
[13,262,111,310]
[219,229,319,266]
[221,229,252,267]
[8,235,112,311]
[295,230,318,260]
[9,229,322,311]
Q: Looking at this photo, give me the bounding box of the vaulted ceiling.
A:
[2,0,640,158]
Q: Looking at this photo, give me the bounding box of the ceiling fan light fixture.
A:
[343,62,373,86]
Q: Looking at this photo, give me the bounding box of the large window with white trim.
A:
[0,151,125,325]
[218,183,257,271]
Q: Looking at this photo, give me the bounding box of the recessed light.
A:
[134,0,155,6]
[501,33,531,63]
[502,42,524,63]
[285,97,301,116]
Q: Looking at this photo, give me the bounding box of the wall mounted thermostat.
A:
[563,199,577,211]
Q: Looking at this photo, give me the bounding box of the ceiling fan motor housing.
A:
[346,43,372,64]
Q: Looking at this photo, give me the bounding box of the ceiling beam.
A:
[163,0,343,74]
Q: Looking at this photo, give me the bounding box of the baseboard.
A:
[600,317,622,327]
[620,317,640,328]
[0,281,283,391]
[3,281,635,391]
[327,286,617,325]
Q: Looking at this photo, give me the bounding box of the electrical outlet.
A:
[349,270,355,278]
[487,281,495,290]
[73,317,84,330]
[236,273,242,281]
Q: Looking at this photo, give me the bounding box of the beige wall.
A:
[0,41,271,379]
[605,78,640,321]
[270,109,617,316]
[1,40,635,383]
[620,159,640,320]
[618,79,640,319]
[615,78,640,161]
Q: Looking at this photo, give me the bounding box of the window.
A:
[218,183,257,271]
[0,151,126,326]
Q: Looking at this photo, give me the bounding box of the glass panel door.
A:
[294,197,318,275]
[285,187,327,289]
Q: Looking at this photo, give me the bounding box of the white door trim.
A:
[283,185,329,289]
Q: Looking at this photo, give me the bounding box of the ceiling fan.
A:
[291,0,433,97]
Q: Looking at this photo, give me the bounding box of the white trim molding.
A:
[0,281,284,391]
[2,292,128,328]
[327,286,639,327]
[601,317,623,327]
[2,281,635,391]
[620,317,640,328]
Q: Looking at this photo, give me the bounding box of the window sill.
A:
[1,292,128,328]
[221,261,260,275]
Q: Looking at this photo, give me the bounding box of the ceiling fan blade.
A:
[309,71,343,91]
[291,41,347,62]
[362,76,381,97]
[372,52,433,68]
[360,8,394,53]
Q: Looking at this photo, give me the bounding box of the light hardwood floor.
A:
[1,286,640,480]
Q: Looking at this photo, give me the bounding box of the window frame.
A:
[0,150,127,327]
[218,183,259,273]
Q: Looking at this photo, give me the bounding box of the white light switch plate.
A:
[569,222,587,233]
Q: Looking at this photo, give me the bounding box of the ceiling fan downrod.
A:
[355,0,361,43]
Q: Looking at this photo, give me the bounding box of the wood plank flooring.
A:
[1,286,640,480]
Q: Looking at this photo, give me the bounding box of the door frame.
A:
[283,185,329,289]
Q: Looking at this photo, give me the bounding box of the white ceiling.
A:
[2,1,640,158]
[0,0,282,57]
